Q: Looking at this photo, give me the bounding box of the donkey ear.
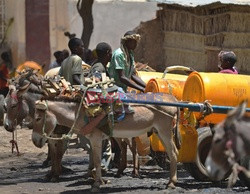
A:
[17,83,31,98]
[224,100,247,130]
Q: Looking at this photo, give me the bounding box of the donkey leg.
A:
[115,138,127,177]
[61,139,74,174]
[46,138,64,182]
[131,137,140,178]
[157,127,178,189]
[165,139,178,189]
[42,143,52,167]
[89,129,104,192]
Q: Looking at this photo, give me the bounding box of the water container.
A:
[127,71,163,93]
[145,74,187,100]
[182,72,250,124]
[15,61,44,76]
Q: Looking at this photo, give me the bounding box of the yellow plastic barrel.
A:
[128,71,164,155]
[145,73,188,100]
[145,74,188,151]
[15,61,44,76]
[136,71,163,84]
[127,71,163,93]
[182,72,250,124]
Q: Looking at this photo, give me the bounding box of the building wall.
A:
[5,0,25,67]
[5,0,157,70]
[26,0,50,70]
[49,0,70,61]
[136,2,250,73]
[67,0,158,50]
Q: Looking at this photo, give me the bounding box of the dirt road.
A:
[0,126,249,194]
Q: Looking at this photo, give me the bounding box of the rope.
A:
[10,130,20,156]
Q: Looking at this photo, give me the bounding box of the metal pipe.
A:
[120,97,250,114]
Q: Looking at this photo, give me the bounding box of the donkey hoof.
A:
[101,178,110,185]
[50,176,59,182]
[62,165,73,174]
[45,173,52,181]
[91,185,100,193]
[132,171,141,178]
[167,182,176,189]
[132,174,141,178]
[114,170,124,178]
[42,160,51,167]
[114,173,122,178]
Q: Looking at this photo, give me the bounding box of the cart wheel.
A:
[184,127,212,181]
[239,155,250,189]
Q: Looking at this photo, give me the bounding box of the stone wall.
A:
[135,2,250,74]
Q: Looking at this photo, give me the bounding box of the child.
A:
[218,51,238,74]
[48,51,64,70]
[59,38,85,85]
[88,42,112,80]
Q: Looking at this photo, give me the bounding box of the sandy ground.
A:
[0,126,249,194]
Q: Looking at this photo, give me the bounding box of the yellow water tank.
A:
[145,73,199,163]
[145,73,188,100]
[15,61,44,76]
[127,71,163,93]
[128,71,164,155]
[136,71,164,84]
[182,72,250,124]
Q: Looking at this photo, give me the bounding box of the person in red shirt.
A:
[218,50,238,74]
[0,52,10,97]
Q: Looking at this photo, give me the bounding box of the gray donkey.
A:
[205,100,250,188]
[4,71,70,168]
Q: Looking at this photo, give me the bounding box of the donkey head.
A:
[205,100,248,181]
[4,83,30,132]
[32,101,57,148]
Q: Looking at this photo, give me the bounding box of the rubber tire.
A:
[184,127,212,181]
[239,155,250,189]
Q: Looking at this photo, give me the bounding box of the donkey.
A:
[6,70,141,179]
[205,100,250,187]
[3,71,69,168]
[32,93,179,192]
[4,69,47,132]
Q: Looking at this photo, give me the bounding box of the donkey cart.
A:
[129,70,250,187]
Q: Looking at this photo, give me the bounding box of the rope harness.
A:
[224,139,250,188]
[8,93,22,155]
[41,79,117,141]
[10,130,20,155]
